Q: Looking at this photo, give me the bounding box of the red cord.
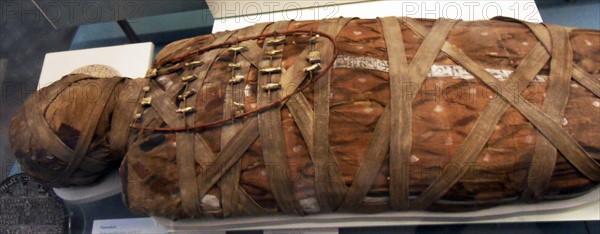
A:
[131,29,338,133]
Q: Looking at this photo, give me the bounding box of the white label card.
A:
[264,227,339,234]
[92,218,167,234]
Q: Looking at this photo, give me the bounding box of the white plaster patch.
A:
[445,137,453,146]
[593,101,600,107]
[335,55,389,72]
[172,141,176,147]
[293,145,303,153]
[489,52,499,56]
[562,118,568,126]
[571,83,579,88]
[288,113,292,117]
[356,46,364,50]
[201,195,220,208]
[250,103,257,108]
[299,197,320,213]
[524,135,534,143]
[480,32,489,36]
[434,105,444,113]
[333,55,549,82]
[421,131,434,139]
[364,107,374,113]
[410,155,420,163]
[244,85,252,97]
[358,77,367,83]
[468,88,477,94]
[260,170,267,176]
[157,76,171,86]
[353,31,363,35]
[585,39,593,46]
[245,161,261,171]
[363,196,390,203]
[534,76,547,82]
[483,153,491,162]
[522,41,529,46]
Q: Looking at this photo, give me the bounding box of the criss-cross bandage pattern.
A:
[115,17,600,219]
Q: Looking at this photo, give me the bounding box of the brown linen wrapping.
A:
[120,17,600,219]
[9,17,600,219]
[10,75,143,187]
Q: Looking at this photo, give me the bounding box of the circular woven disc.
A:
[71,64,121,78]
[0,173,68,233]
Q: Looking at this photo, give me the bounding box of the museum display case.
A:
[1,1,598,233]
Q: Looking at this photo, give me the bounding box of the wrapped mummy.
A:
[9,17,600,219]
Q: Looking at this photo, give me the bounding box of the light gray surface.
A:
[156,187,600,231]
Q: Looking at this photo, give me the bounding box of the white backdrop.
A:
[38,42,154,89]
[209,0,543,32]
